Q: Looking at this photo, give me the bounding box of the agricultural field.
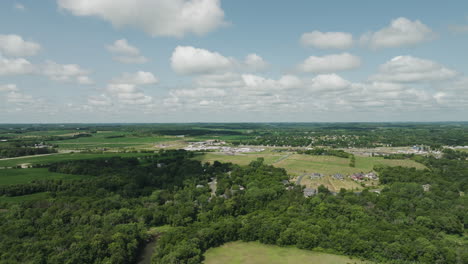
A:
[194,152,426,192]
[0,168,90,185]
[203,242,370,264]
[0,192,50,204]
[50,133,177,150]
[0,152,154,168]
[194,152,425,176]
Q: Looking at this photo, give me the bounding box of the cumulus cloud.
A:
[195,72,244,88]
[300,31,353,49]
[57,0,226,37]
[244,54,268,71]
[0,55,36,75]
[0,84,19,92]
[112,71,159,85]
[361,17,435,49]
[87,94,113,107]
[171,46,234,75]
[0,34,40,57]
[42,61,93,84]
[310,74,350,91]
[370,56,457,82]
[298,53,361,73]
[107,39,148,64]
[14,3,25,10]
[103,71,158,106]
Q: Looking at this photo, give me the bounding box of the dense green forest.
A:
[0,148,466,263]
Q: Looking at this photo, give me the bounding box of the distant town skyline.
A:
[1,0,468,123]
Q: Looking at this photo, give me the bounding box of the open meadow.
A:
[203,242,370,264]
[0,152,155,167]
[0,168,90,185]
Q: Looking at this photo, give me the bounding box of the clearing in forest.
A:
[203,241,370,264]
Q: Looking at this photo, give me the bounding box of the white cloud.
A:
[57,0,226,37]
[42,60,93,84]
[6,91,35,104]
[300,31,353,49]
[0,84,19,92]
[244,54,268,71]
[0,34,40,57]
[87,94,113,107]
[171,46,234,75]
[361,17,435,49]
[310,74,350,91]
[112,71,159,85]
[195,72,244,88]
[0,55,36,75]
[107,39,148,64]
[298,53,361,73]
[104,71,158,106]
[14,3,25,11]
[370,56,457,82]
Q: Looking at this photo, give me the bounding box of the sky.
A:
[0,0,467,123]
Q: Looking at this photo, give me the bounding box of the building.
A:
[422,184,431,192]
[333,173,344,180]
[303,188,317,197]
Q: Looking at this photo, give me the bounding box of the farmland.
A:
[0,152,154,167]
[0,168,90,185]
[204,242,370,264]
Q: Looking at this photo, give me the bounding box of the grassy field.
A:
[195,152,425,176]
[0,152,155,167]
[50,134,176,149]
[204,242,370,264]
[0,192,49,204]
[0,168,90,185]
[192,152,284,166]
[194,152,425,191]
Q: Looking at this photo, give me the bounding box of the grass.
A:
[0,192,49,204]
[194,152,426,191]
[203,241,370,264]
[49,134,176,149]
[0,152,155,167]
[192,152,282,166]
[0,168,90,185]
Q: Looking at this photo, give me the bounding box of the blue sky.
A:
[0,0,467,123]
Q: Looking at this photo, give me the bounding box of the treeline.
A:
[0,151,466,264]
[297,148,352,158]
[0,147,56,159]
[152,158,467,263]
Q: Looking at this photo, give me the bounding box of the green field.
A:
[204,242,369,264]
[195,152,426,176]
[0,168,90,185]
[0,152,154,167]
[50,133,176,149]
[0,192,49,204]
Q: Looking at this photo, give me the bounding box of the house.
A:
[350,173,365,181]
[422,184,431,192]
[333,173,344,180]
[364,172,378,180]
[310,173,323,179]
[303,188,317,197]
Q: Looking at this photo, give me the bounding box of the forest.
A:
[0,148,466,263]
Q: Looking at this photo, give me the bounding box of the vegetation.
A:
[0,123,466,264]
[204,241,369,264]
